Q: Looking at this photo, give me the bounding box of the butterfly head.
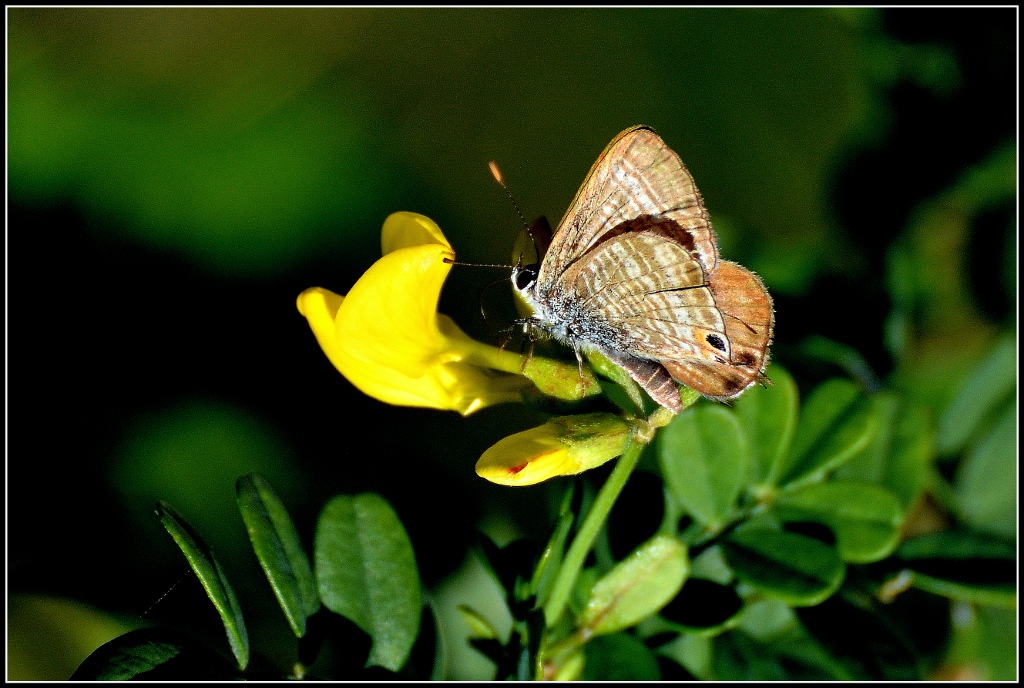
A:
[510,258,542,315]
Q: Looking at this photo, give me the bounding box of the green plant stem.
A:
[542,437,645,626]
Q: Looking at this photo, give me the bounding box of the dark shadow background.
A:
[7,7,1016,680]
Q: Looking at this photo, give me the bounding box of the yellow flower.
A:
[297,212,599,416]
[476,413,633,486]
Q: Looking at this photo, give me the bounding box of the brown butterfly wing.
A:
[663,261,774,400]
[536,126,718,298]
[561,229,730,361]
[554,228,739,411]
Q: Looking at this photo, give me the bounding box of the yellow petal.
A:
[381,211,453,255]
[336,242,455,378]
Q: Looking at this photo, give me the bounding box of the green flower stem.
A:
[542,437,646,627]
[539,389,695,629]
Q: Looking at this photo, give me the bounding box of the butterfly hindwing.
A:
[558,229,731,363]
[663,261,774,400]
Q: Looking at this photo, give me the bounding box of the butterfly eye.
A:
[706,333,727,352]
[514,265,539,291]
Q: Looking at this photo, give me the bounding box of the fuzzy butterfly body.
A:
[512,125,774,412]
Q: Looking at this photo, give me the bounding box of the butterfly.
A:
[511,125,774,413]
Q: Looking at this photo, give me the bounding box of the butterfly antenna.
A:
[489,160,531,235]
[490,159,552,265]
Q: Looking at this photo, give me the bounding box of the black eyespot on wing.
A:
[514,265,539,291]
[706,333,726,352]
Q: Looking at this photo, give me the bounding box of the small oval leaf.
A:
[834,393,933,510]
[777,379,878,488]
[774,481,903,563]
[457,604,499,640]
[659,405,750,527]
[733,363,799,489]
[314,493,422,672]
[937,332,1016,456]
[155,501,249,670]
[953,400,1016,538]
[579,535,689,636]
[722,528,844,606]
[236,473,320,637]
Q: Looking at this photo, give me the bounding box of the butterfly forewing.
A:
[538,126,718,294]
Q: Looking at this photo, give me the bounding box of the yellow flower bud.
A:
[476,413,633,486]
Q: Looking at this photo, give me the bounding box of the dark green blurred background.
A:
[7,8,1016,680]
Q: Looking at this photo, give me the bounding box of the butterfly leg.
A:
[570,343,591,396]
[517,319,537,374]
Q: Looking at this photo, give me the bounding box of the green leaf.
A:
[953,399,1016,537]
[569,566,601,618]
[70,628,241,680]
[582,633,661,680]
[937,332,1016,456]
[906,571,1016,608]
[659,405,750,527]
[777,378,878,488]
[713,626,854,680]
[762,629,856,680]
[314,493,423,672]
[722,528,844,606]
[236,473,319,638]
[975,606,1018,680]
[834,393,933,510]
[733,363,798,490]
[895,529,1016,608]
[155,501,249,670]
[798,335,885,391]
[897,528,1016,560]
[774,481,903,563]
[579,535,689,636]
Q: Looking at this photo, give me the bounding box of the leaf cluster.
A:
[72,476,434,680]
[455,365,1016,680]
